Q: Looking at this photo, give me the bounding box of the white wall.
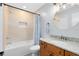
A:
[0,6,3,52]
[37,3,53,37]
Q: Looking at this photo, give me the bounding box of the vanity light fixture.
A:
[41,12,47,16]
[62,4,66,9]
[23,6,26,9]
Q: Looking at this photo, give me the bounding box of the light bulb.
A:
[23,6,26,9]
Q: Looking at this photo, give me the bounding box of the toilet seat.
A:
[30,45,40,51]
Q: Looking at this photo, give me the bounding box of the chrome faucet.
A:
[60,36,68,40]
[60,36,64,40]
[64,37,67,40]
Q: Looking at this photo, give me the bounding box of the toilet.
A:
[30,45,40,56]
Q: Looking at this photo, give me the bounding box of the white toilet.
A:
[30,45,40,56]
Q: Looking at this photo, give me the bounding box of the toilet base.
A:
[31,51,39,56]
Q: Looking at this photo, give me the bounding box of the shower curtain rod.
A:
[3,3,40,15]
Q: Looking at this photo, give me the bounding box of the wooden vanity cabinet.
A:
[40,40,78,56]
[40,41,64,56]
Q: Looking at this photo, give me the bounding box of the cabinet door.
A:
[40,41,49,56]
[40,41,48,51]
[65,51,78,56]
[40,48,50,56]
[40,41,64,56]
[40,47,54,56]
[46,43,64,56]
[40,41,54,56]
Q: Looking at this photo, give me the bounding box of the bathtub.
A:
[4,40,34,56]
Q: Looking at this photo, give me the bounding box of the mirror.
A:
[53,3,79,30]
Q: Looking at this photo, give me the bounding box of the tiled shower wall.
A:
[4,5,35,44]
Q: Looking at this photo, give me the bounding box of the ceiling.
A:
[7,3,46,13]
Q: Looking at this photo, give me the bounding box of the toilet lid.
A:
[30,45,40,50]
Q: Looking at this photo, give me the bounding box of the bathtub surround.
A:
[3,4,35,44]
[3,4,40,56]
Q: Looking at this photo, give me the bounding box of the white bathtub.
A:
[4,40,34,56]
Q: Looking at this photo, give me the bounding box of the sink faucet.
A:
[64,37,67,40]
[60,36,68,40]
[60,36,64,40]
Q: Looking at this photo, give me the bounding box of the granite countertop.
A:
[40,37,79,55]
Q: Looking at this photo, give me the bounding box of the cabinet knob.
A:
[48,52,54,56]
[49,53,53,56]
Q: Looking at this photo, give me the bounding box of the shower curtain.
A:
[34,15,41,45]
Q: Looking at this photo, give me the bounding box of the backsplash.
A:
[50,35,79,42]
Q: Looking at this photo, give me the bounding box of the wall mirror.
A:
[53,3,79,30]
